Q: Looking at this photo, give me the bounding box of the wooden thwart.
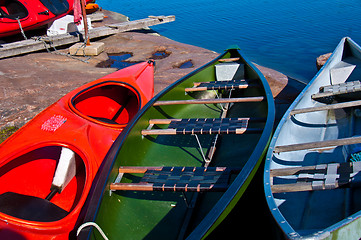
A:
[110,166,235,192]
[274,136,361,153]
[270,161,361,177]
[271,177,352,193]
[218,58,240,62]
[272,182,315,193]
[154,96,264,106]
[290,99,361,115]
[270,162,361,193]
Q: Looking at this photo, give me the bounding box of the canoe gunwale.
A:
[77,48,275,240]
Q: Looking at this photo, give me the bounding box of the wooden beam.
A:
[270,161,361,177]
[270,164,328,177]
[141,129,183,135]
[271,182,314,193]
[154,96,264,106]
[149,119,179,125]
[290,100,361,115]
[218,58,240,62]
[0,15,175,59]
[118,166,163,173]
[274,136,361,153]
[271,179,351,193]
[110,183,154,191]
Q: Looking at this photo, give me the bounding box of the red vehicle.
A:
[0,0,92,38]
[0,61,154,239]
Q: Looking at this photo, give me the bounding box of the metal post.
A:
[80,0,90,46]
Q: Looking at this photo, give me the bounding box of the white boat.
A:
[264,37,361,239]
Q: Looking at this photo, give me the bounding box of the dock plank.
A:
[0,15,175,59]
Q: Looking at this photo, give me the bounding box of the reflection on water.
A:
[96,0,361,82]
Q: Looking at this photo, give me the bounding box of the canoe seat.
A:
[0,192,68,222]
[270,161,361,193]
[110,166,239,192]
[141,117,263,136]
[185,79,258,92]
[312,80,361,103]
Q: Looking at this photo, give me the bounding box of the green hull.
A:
[77,48,275,239]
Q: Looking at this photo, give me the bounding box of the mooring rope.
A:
[77,222,109,240]
[16,17,27,40]
[32,36,91,63]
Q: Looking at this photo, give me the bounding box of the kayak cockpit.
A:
[70,82,140,127]
[0,0,28,20]
[0,145,86,222]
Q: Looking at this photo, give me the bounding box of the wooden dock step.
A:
[142,117,263,136]
[154,96,264,106]
[271,162,361,193]
[312,80,361,103]
[110,166,237,192]
[185,79,258,92]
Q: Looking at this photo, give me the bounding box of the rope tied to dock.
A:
[33,36,91,63]
[16,17,27,40]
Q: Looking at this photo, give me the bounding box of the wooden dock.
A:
[0,15,175,59]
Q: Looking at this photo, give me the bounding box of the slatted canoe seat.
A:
[110,166,239,192]
[311,80,361,103]
[141,117,256,136]
[270,161,361,193]
[185,79,258,92]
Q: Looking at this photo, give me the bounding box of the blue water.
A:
[96,0,361,83]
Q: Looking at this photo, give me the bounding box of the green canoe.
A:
[76,47,275,240]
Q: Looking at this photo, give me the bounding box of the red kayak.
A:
[0,0,92,38]
[0,60,154,239]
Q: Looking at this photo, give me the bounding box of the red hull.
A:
[0,0,92,38]
[0,61,154,239]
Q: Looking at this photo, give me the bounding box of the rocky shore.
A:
[0,9,299,131]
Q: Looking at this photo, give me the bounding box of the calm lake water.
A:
[96,0,361,83]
